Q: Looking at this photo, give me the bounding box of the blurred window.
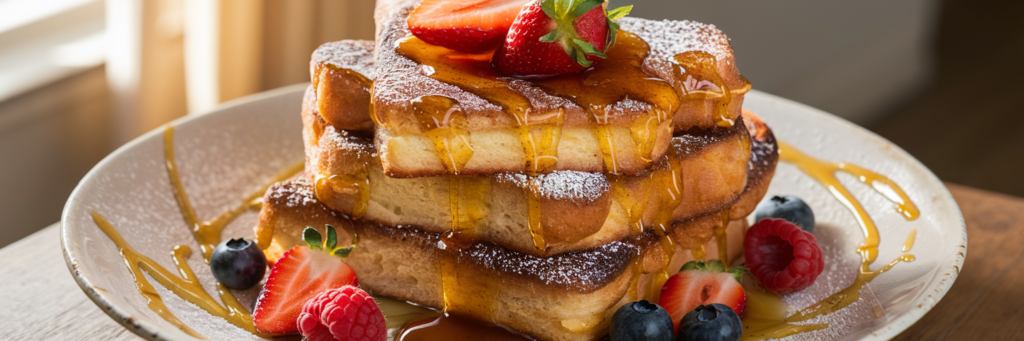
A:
[0,0,104,102]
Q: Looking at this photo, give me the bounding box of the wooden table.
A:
[1,183,1020,340]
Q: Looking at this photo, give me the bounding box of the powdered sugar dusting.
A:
[493,171,610,204]
[620,17,735,92]
[266,176,318,208]
[312,40,377,80]
[319,124,377,159]
[459,239,639,291]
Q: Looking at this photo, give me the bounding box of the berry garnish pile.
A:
[744,218,825,295]
[658,260,747,335]
[299,285,386,341]
[253,225,359,335]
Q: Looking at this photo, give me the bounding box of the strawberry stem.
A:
[537,0,632,67]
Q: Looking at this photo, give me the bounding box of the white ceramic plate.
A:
[61,84,966,341]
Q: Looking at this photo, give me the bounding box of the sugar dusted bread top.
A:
[347,0,751,177]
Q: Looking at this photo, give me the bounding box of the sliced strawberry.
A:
[491,0,632,77]
[658,260,746,335]
[408,0,530,53]
[253,225,359,335]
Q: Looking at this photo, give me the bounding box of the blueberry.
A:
[677,304,742,341]
[210,238,267,289]
[610,300,673,341]
[754,195,815,232]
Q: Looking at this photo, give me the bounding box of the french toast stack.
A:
[254,1,778,340]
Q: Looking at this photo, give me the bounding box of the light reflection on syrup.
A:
[902,229,917,253]
[91,126,301,338]
[741,141,920,340]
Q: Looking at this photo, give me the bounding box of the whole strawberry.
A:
[492,0,632,77]
[253,225,359,335]
[658,260,746,335]
[298,285,386,341]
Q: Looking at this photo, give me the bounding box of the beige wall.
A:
[0,67,112,246]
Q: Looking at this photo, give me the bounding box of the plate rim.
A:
[59,85,967,341]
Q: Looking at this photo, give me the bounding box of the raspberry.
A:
[744,218,824,294]
[297,285,386,341]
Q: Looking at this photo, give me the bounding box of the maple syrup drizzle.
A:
[525,177,547,251]
[741,141,920,339]
[90,126,301,337]
[312,63,372,95]
[671,51,750,127]
[535,31,679,173]
[164,128,303,258]
[439,176,491,313]
[412,96,475,174]
[714,208,732,266]
[313,170,371,219]
[903,229,917,253]
[690,244,707,261]
[395,36,563,174]
[398,314,529,341]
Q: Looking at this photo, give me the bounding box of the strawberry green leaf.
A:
[302,226,322,250]
[325,224,337,250]
[570,48,593,67]
[606,4,632,20]
[331,233,358,258]
[706,260,726,272]
[680,260,701,271]
[539,30,561,43]
[575,39,607,58]
[606,20,620,48]
[728,265,748,283]
[541,0,557,19]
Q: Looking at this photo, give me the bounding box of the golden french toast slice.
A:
[361,0,749,177]
[255,175,749,341]
[301,86,778,257]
